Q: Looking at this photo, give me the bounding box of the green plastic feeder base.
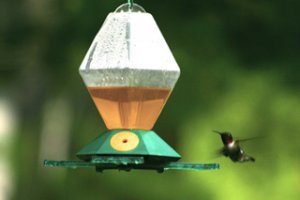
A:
[44,130,220,172]
[76,130,181,162]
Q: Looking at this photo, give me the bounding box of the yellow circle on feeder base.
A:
[110,131,140,152]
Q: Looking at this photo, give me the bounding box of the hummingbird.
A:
[213,130,256,163]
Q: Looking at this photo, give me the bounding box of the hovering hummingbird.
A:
[213,130,256,163]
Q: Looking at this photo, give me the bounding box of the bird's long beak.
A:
[212,130,222,135]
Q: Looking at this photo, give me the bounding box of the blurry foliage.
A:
[1,0,300,200]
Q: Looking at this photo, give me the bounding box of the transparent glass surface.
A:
[79,5,180,88]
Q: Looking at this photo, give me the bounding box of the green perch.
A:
[44,156,220,173]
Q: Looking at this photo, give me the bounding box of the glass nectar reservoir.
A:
[79,4,180,130]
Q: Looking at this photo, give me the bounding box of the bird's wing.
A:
[236,136,266,143]
[218,147,229,157]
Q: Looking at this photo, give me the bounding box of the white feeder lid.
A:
[79,3,180,88]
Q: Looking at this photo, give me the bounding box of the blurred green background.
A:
[1,0,300,199]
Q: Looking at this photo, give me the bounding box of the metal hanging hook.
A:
[128,0,134,9]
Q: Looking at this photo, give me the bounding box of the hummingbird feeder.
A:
[44,1,220,173]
